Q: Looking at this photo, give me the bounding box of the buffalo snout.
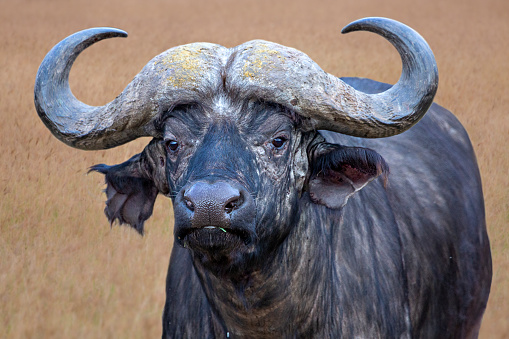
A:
[173,181,256,256]
[184,181,243,226]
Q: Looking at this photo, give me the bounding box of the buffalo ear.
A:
[308,144,389,209]
[89,153,159,235]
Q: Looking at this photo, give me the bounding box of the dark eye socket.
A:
[271,136,287,149]
[166,140,179,152]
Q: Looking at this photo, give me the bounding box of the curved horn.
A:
[336,17,439,137]
[34,27,148,150]
[228,17,438,138]
[35,28,226,150]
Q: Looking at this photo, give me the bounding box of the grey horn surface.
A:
[34,28,140,150]
[226,17,439,138]
[338,17,439,137]
[35,27,228,150]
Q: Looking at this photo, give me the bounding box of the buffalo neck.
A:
[190,183,412,337]
[191,203,334,337]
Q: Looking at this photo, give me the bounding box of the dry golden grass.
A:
[1,0,507,337]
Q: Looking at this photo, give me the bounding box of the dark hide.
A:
[93,78,491,338]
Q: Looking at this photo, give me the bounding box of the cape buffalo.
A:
[35,17,492,338]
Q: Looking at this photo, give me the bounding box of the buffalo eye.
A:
[166,140,179,152]
[271,137,287,149]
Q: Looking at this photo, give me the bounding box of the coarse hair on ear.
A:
[88,139,169,235]
[308,144,389,209]
[89,155,159,235]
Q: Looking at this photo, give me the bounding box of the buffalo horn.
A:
[34,28,225,150]
[229,17,439,138]
[34,28,155,150]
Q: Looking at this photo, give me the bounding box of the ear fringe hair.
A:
[315,146,389,186]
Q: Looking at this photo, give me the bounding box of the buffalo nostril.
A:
[224,196,243,214]
[184,198,195,211]
[224,201,235,214]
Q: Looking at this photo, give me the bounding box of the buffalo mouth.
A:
[176,226,253,252]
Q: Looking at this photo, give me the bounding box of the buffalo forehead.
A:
[144,40,325,113]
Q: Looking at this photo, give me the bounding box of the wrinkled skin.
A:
[92,78,491,338]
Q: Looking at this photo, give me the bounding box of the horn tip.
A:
[87,27,128,39]
[341,17,394,34]
[106,27,128,38]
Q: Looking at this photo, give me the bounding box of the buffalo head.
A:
[35,17,437,276]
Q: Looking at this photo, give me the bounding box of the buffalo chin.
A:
[178,227,255,273]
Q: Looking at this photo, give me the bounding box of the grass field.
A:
[1,0,508,337]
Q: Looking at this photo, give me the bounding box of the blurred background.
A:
[1,0,507,337]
